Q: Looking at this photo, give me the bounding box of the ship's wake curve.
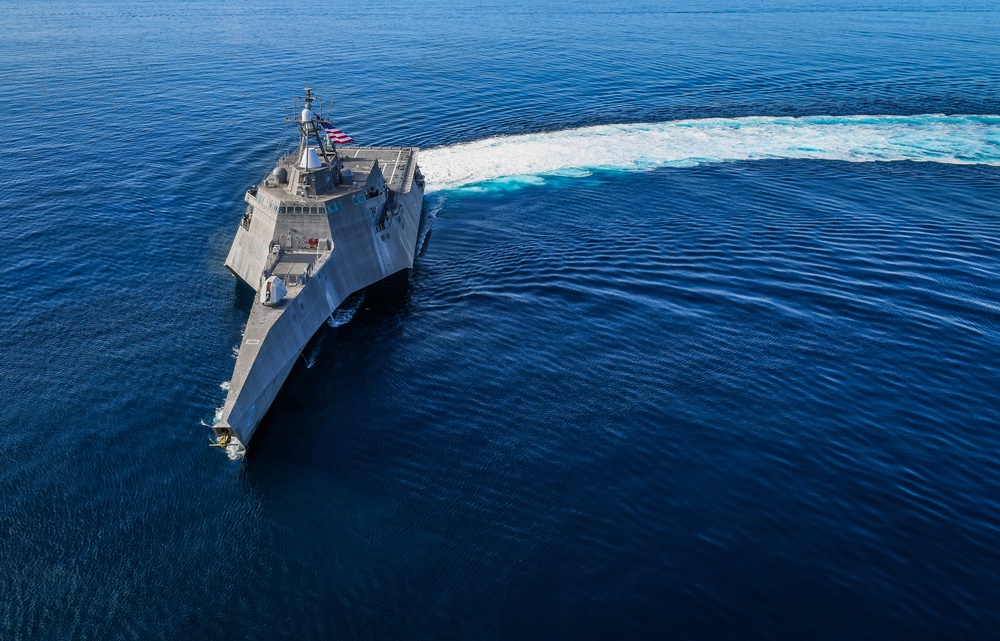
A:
[420,114,1000,192]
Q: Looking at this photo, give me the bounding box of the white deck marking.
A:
[387,149,403,185]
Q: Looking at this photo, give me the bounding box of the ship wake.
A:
[420,114,1000,192]
[416,194,445,257]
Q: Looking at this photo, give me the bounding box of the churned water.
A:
[1,0,999,639]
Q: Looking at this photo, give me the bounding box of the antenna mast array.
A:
[285,87,334,165]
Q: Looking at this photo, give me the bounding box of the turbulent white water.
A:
[421,115,1000,192]
[327,291,366,329]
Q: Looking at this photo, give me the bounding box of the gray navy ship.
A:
[212,88,425,458]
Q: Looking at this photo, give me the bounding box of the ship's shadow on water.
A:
[240,270,415,473]
[231,276,258,308]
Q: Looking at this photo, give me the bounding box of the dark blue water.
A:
[2,1,999,638]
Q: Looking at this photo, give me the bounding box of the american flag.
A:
[319,121,354,145]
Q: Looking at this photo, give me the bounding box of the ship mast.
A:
[289,87,334,166]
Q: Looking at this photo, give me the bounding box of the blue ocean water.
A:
[1,0,999,638]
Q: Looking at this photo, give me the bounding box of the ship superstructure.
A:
[213,88,425,457]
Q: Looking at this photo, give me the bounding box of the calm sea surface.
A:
[1,1,999,639]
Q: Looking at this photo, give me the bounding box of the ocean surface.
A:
[2,0,999,638]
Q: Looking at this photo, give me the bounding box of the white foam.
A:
[416,194,446,256]
[327,290,366,329]
[198,405,223,427]
[420,114,1000,192]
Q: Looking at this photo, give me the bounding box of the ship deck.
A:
[339,146,419,193]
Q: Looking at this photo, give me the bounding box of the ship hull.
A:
[216,146,424,450]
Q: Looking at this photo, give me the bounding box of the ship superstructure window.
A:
[326,202,343,214]
[352,195,367,205]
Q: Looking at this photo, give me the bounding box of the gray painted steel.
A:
[214,92,424,452]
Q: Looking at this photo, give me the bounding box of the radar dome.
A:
[271,166,288,184]
[300,147,322,170]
